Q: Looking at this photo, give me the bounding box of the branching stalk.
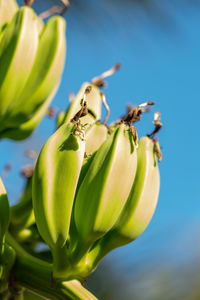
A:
[6,233,98,300]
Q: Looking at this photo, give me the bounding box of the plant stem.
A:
[52,244,71,279]
[13,258,97,300]
[5,232,98,300]
[13,292,24,300]
[13,254,65,300]
[62,280,98,300]
[87,231,130,272]
[52,245,93,283]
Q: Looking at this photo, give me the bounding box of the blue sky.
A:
[1,2,200,292]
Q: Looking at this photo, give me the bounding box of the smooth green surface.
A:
[85,122,108,156]
[8,15,66,126]
[116,137,160,238]
[0,0,18,30]
[74,125,137,254]
[33,123,85,250]
[87,137,160,269]
[0,82,59,140]
[0,8,66,138]
[0,7,39,124]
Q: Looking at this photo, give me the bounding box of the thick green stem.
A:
[62,280,98,300]
[52,244,71,279]
[87,231,131,272]
[6,232,31,259]
[5,233,98,300]
[13,254,66,300]
[71,238,94,265]
[52,244,93,282]
[13,257,97,300]
[13,292,24,300]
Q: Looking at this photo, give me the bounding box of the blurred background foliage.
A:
[3,0,200,299]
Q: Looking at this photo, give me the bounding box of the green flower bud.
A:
[74,124,137,257]
[33,123,85,250]
[0,83,58,140]
[0,7,39,121]
[115,136,160,240]
[0,0,18,30]
[0,7,66,140]
[88,136,160,270]
[85,122,108,156]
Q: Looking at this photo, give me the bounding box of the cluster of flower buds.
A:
[0,1,162,297]
[32,66,162,281]
[0,0,66,140]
